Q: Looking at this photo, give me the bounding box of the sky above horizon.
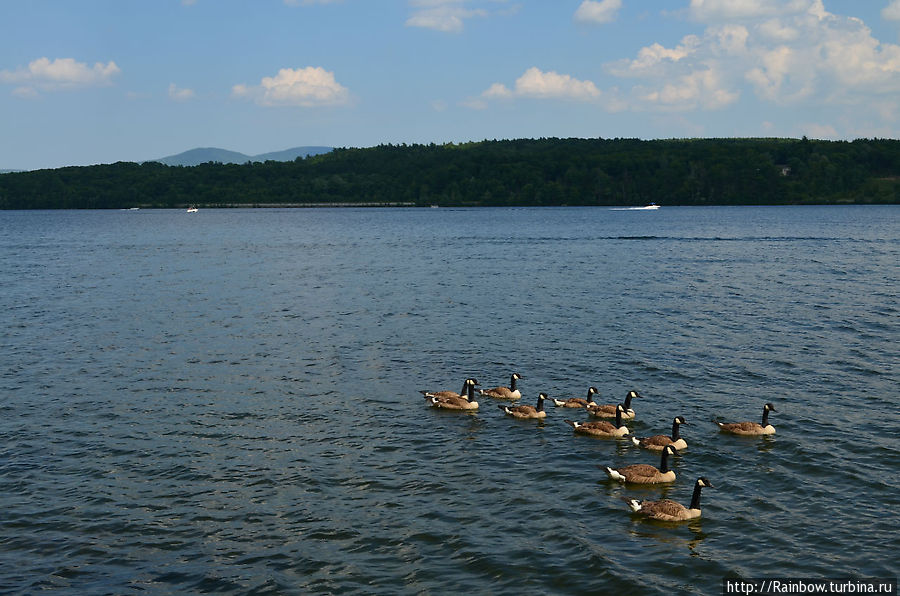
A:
[3,0,900,170]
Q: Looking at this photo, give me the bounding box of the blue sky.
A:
[2,0,900,170]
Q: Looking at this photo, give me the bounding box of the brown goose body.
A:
[605,445,677,484]
[429,380,479,411]
[715,403,776,435]
[587,390,641,419]
[625,477,713,521]
[565,404,630,437]
[632,416,688,451]
[479,373,522,400]
[420,378,472,400]
[498,392,546,419]
[552,386,599,408]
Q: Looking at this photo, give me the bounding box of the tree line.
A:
[1,137,898,209]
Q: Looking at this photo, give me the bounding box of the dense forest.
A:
[1,137,898,209]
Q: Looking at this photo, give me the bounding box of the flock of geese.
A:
[421,373,778,522]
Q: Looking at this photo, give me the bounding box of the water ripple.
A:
[0,206,897,594]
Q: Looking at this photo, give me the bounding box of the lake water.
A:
[0,206,897,594]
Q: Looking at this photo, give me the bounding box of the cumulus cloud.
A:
[688,0,811,22]
[607,36,701,76]
[639,66,739,109]
[405,0,491,33]
[0,57,120,95]
[574,0,622,24]
[471,67,601,108]
[602,0,900,113]
[884,0,900,21]
[232,66,350,107]
[168,83,196,101]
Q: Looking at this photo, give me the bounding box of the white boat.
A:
[186,206,198,213]
[611,203,660,211]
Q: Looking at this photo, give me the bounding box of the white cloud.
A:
[11,86,39,99]
[482,81,514,99]
[232,66,350,107]
[574,0,622,25]
[0,57,120,94]
[609,37,700,76]
[640,66,739,109]
[745,45,797,101]
[758,18,800,41]
[689,0,811,22]
[603,0,900,112]
[475,67,602,105]
[515,67,602,99]
[168,83,195,101]
[405,0,490,33]
[884,0,900,21]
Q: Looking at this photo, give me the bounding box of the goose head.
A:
[614,403,628,427]
[623,390,641,408]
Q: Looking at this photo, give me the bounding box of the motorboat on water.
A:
[186,206,199,213]
[611,203,660,211]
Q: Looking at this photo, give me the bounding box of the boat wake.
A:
[611,204,659,211]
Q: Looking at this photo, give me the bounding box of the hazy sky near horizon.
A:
[3,0,900,170]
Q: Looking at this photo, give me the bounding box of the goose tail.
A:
[630,436,640,446]
[622,497,643,513]
[604,466,626,482]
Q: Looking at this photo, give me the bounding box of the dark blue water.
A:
[1,206,897,594]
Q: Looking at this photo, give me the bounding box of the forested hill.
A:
[1,137,898,209]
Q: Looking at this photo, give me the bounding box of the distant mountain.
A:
[151,146,332,166]
[252,146,333,162]
[0,169,23,174]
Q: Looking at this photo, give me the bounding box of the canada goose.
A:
[586,390,641,419]
[564,404,630,437]
[624,477,713,521]
[429,379,479,410]
[498,392,547,419]
[714,403,776,435]
[604,445,678,484]
[631,416,688,451]
[420,378,475,400]
[552,386,599,408]
[479,373,523,400]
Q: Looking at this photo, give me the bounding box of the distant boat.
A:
[186,206,198,213]
[611,203,660,211]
